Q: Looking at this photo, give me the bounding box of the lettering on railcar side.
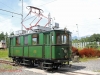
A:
[33,50,36,53]
[16,50,19,53]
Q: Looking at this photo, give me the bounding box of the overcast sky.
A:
[0,0,100,37]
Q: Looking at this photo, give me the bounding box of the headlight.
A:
[61,48,64,50]
[64,50,67,53]
[65,55,67,58]
[62,48,67,53]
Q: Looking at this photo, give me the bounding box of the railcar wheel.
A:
[40,62,44,70]
[14,59,20,66]
[53,66,58,70]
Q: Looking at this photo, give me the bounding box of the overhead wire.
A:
[0,0,23,18]
[0,1,17,12]
[0,0,58,30]
[0,12,20,18]
[0,9,22,16]
[0,0,58,18]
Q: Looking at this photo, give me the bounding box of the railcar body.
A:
[8,29,72,69]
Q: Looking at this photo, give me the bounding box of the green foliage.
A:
[80,56,97,62]
[10,32,14,35]
[89,34,100,42]
[72,39,78,43]
[86,42,98,49]
[0,32,5,41]
[0,32,9,48]
[72,33,100,43]
[79,56,88,62]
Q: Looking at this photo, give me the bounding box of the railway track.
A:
[0,59,14,65]
[0,59,99,75]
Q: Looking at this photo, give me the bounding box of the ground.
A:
[0,58,100,75]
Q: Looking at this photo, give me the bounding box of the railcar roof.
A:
[8,29,71,37]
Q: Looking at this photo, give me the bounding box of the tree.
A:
[10,32,14,35]
[0,32,5,41]
[86,42,98,49]
[73,34,100,42]
[89,34,100,42]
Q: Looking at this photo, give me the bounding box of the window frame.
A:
[10,38,13,46]
[16,37,20,46]
[56,33,69,44]
[24,35,28,45]
[51,33,54,44]
[56,33,61,44]
[32,34,39,45]
[44,33,50,45]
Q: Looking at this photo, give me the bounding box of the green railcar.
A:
[8,29,72,70]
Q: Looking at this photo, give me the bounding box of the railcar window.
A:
[62,35,67,44]
[69,34,72,45]
[51,35,54,44]
[56,33,61,44]
[48,35,50,44]
[44,34,47,44]
[32,34,39,45]
[24,36,28,45]
[16,37,20,45]
[56,34,68,44]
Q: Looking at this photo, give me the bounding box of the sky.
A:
[0,0,100,37]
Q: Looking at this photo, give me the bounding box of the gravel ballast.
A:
[71,58,100,72]
[0,58,100,75]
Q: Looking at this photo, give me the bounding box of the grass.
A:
[0,49,11,60]
[97,46,100,50]
[96,70,100,72]
[79,57,97,62]
[0,63,21,71]
[93,70,100,72]
[79,57,88,62]
[0,49,98,62]
[0,49,21,71]
[0,64,17,70]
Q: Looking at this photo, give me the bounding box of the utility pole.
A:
[5,35,6,48]
[76,24,79,48]
[21,0,23,31]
